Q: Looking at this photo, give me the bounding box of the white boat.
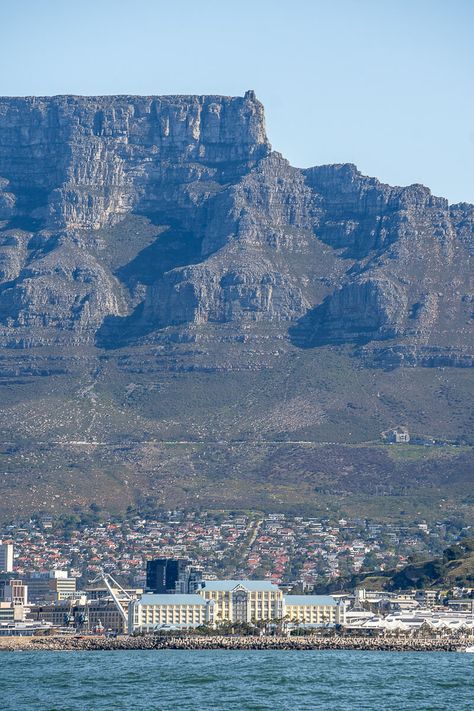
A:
[464,645,474,653]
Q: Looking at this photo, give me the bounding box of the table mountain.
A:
[0,92,472,521]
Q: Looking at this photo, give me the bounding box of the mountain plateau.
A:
[0,92,472,522]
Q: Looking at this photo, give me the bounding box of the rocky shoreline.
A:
[0,634,470,653]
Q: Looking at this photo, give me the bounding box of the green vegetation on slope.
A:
[318,538,474,593]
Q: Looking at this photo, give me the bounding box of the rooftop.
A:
[137,594,207,606]
[284,595,337,606]
[202,580,279,592]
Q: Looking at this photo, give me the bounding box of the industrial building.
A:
[29,597,129,634]
[23,571,76,603]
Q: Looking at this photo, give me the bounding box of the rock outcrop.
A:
[0,92,272,344]
[1,92,474,521]
[0,87,473,361]
[1,93,472,364]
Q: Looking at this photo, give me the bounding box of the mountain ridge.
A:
[0,92,473,521]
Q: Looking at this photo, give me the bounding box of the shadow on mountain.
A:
[96,304,145,350]
[6,216,43,232]
[4,186,51,232]
[96,220,203,349]
[288,298,374,349]
[115,219,202,289]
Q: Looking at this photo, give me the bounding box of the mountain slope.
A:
[0,92,473,521]
[318,538,474,592]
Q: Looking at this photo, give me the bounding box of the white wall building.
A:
[128,594,215,633]
[0,542,14,572]
[128,581,343,632]
[284,595,346,625]
[199,580,283,623]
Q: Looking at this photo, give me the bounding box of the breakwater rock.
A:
[0,634,468,653]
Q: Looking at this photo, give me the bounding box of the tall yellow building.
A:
[199,580,284,623]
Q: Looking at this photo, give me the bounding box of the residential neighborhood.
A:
[1,510,467,591]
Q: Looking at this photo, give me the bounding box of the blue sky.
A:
[1,0,472,203]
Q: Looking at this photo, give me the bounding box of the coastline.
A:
[0,634,470,653]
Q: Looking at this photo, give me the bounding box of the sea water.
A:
[0,649,472,710]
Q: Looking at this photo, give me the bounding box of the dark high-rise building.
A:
[146,558,204,594]
[146,558,190,594]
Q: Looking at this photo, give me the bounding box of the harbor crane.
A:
[90,569,132,630]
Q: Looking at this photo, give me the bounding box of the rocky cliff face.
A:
[0,92,474,362]
[292,166,474,361]
[0,92,268,227]
[1,92,474,520]
[0,92,271,344]
[0,91,472,361]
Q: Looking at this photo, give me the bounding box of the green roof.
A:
[284,595,337,606]
[138,594,206,605]
[202,580,279,592]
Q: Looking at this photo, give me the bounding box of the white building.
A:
[344,608,474,633]
[199,580,284,623]
[128,593,214,633]
[0,542,14,572]
[128,581,343,632]
[284,595,346,625]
